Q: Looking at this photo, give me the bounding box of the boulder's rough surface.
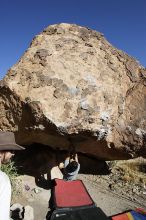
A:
[0,23,146,159]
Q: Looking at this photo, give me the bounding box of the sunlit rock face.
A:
[0,23,146,159]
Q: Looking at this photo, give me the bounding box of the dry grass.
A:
[114,157,146,185]
[1,161,22,201]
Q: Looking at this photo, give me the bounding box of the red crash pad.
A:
[54,179,94,208]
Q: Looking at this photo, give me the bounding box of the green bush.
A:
[1,161,20,197]
[1,161,18,180]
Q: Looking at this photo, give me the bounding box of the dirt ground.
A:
[12,146,146,219]
[12,172,146,220]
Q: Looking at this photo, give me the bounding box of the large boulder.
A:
[0,23,146,159]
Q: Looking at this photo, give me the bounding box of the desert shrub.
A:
[113,157,146,185]
[1,161,21,198]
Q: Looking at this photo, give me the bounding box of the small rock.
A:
[108,184,113,190]
[25,184,30,191]
[33,188,42,194]
[10,203,24,219]
[10,203,23,211]
[24,205,34,220]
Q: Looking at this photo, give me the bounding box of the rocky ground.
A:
[11,162,146,220]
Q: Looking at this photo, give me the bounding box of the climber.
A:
[50,138,80,181]
[59,152,80,181]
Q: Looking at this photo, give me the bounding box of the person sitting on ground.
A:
[0,131,25,220]
[59,153,80,181]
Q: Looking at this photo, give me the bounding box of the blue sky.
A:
[0,0,146,79]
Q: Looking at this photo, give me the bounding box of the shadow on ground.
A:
[14,143,111,190]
